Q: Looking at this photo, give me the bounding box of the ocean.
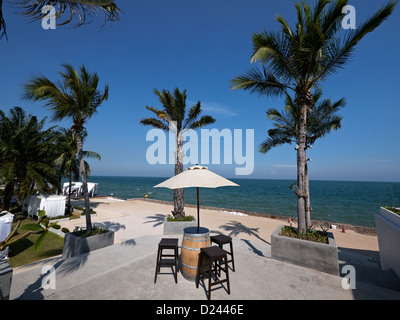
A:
[83,176,400,228]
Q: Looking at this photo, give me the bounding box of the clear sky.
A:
[1,0,399,182]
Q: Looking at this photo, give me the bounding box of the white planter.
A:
[163,216,197,235]
[375,207,400,278]
[271,226,339,275]
[62,230,114,260]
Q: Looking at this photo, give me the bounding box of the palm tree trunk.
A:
[305,161,311,229]
[67,169,73,214]
[2,182,14,211]
[172,131,185,218]
[296,144,307,233]
[295,92,311,233]
[76,130,92,234]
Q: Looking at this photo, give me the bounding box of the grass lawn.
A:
[7,217,64,268]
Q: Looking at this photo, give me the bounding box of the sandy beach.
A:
[61,196,379,253]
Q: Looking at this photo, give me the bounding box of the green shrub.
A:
[167,215,195,222]
[281,225,329,244]
[383,206,400,215]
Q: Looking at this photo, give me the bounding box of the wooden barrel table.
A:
[180,227,211,281]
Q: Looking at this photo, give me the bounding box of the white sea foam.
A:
[220,210,247,216]
[107,197,126,202]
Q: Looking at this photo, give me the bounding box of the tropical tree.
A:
[23,64,109,235]
[140,88,216,218]
[260,89,345,227]
[0,0,120,40]
[0,106,59,211]
[231,0,396,232]
[55,128,101,213]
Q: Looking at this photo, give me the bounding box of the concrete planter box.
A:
[271,225,339,275]
[375,207,400,278]
[62,230,114,260]
[163,216,197,235]
[0,258,13,300]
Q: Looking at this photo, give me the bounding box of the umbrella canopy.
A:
[154,165,239,189]
[154,165,239,232]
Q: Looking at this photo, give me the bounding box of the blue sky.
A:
[0,0,399,182]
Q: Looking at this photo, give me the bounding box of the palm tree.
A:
[23,64,109,235]
[140,88,216,218]
[260,89,345,227]
[231,0,396,232]
[0,0,120,40]
[0,106,59,210]
[55,128,101,213]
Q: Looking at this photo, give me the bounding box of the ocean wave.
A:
[220,210,248,216]
[107,197,126,202]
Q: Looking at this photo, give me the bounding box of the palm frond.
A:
[251,30,296,85]
[315,0,397,84]
[259,132,293,153]
[188,115,216,130]
[231,65,290,97]
[139,118,169,131]
[0,0,7,40]
[183,101,201,129]
[82,150,101,160]
[18,0,120,26]
[1,0,120,40]
[23,64,109,126]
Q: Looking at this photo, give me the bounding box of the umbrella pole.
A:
[197,187,200,233]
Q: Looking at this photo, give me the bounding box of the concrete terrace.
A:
[10,235,400,300]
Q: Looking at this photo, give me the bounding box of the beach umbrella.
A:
[154,165,239,232]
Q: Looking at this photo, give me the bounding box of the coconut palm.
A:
[0,0,120,40]
[23,64,109,235]
[260,89,345,227]
[140,88,216,218]
[231,0,396,232]
[0,106,59,210]
[55,128,101,213]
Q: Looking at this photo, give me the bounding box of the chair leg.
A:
[230,241,235,272]
[154,247,161,284]
[196,252,203,289]
[225,257,231,295]
[207,258,212,300]
[174,247,178,283]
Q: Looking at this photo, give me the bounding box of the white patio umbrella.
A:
[154,165,239,232]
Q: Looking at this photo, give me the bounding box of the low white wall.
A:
[375,207,400,278]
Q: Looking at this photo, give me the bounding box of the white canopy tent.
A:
[0,212,14,258]
[62,182,98,197]
[23,194,66,218]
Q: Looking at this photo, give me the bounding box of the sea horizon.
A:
[89,174,400,184]
[70,176,400,229]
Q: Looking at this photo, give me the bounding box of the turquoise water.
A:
[82,176,400,228]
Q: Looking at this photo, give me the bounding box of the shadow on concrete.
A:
[240,239,266,257]
[93,221,126,233]
[338,247,400,298]
[219,221,271,245]
[145,214,165,228]
[14,259,64,300]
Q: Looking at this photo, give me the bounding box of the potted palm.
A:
[231,0,396,233]
[61,225,114,260]
[231,0,395,275]
[375,206,400,277]
[24,65,115,260]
